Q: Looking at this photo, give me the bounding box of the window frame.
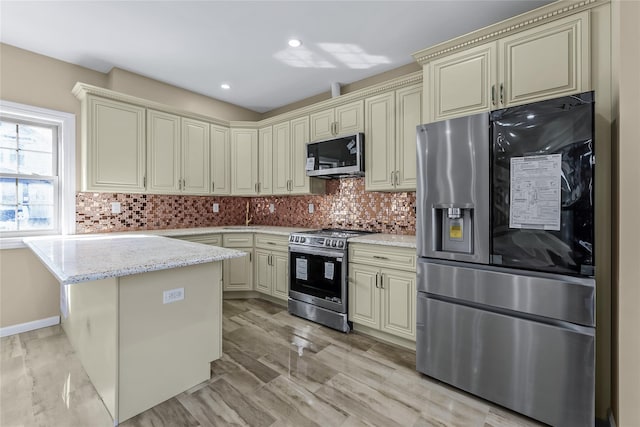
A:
[0,101,75,249]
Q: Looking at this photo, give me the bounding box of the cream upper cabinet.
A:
[425,12,589,122]
[271,117,325,196]
[147,112,209,195]
[147,109,180,194]
[427,42,497,122]
[349,244,416,341]
[309,100,364,141]
[211,124,231,195]
[365,84,422,192]
[258,126,274,195]
[230,128,258,196]
[498,11,590,107]
[365,92,396,191]
[272,121,290,194]
[394,85,422,191]
[82,95,146,192]
[181,118,210,195]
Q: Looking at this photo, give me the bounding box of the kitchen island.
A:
[23,234,244,425]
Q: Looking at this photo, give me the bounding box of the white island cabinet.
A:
[23,234,244,425]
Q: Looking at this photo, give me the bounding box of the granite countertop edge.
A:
[347,234,417,249]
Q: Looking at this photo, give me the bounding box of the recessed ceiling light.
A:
[288,39,302,48]
[220,83,231,90]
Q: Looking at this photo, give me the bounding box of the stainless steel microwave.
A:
[305,133,364,178]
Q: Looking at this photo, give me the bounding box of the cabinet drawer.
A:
[223,233,254,248]
[175,234,222,246]
[254,233,289,251]
[349,243,416,271]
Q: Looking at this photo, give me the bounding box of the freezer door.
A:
[418,258,595,326]
[416,293,595,427]
[416,113,490,263]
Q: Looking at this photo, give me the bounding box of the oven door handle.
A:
[288,245,343,259]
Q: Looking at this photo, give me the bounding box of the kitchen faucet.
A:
[245,201,252,226]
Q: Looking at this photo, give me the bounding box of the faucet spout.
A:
[245,201,253,226]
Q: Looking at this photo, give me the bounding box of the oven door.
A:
[288,244,346,313]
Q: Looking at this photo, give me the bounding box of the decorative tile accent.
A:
[76,178,416,235]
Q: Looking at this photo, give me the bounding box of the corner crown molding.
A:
[412,0,607,64]
[72,82,231,127]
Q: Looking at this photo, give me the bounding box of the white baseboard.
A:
[0,316,60,338]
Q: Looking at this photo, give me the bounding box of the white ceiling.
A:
[0,1,553,114]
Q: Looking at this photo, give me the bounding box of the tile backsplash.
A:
[76,178,416,235]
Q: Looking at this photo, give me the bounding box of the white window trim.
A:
[0,100,75,249]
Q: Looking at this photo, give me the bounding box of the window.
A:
[0,101,75,246]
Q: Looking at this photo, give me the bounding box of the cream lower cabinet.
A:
[365,84,422,192]
[82,95,146,192]
[309,100,364,141]
[230,128,259,196]
[425,11,590,122]
[222,233,254,291]
[348,244,417,341]
[254,234,289,300]
[211,124,231,195]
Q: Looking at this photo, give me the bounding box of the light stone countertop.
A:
[348,233,417,249]
[154,225,312,237]
[23,234,245,285]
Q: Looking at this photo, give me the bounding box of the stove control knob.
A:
[294,236,299,242]
[289,236,293,242]
[300,237,306,243]
[338,241,344,248]
[331,240,337,247]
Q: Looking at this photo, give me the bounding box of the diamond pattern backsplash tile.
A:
[76,178,416,235]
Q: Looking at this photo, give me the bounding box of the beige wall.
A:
[613,1,640,425]
[0,249,59,327]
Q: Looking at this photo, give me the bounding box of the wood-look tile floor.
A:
[1,298,545,427]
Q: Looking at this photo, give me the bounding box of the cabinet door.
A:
[272,251,289,301]
[380,268,416,340]
[335,100,364,135]
[223,249,253,291]
[230,129,258,195]
[84,96,146,192]
[182,118,210,195]
[211,124,230,195]
[272,122,290,194]
[289,116,310,194]
[254,249,272,295]
[348,263,380,329]
[394,85,422,191]
[258,126,273,195]
[147,109,180,194]
[498,11,590,107]
[428,42,497,122]
[309,109,334,141]
[365,92,396,191]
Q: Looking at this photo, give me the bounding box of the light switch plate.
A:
[269,203,275,213]
[213,203,219,213]
[111,202,121,214]
[308,203,314,214]
[163,287,184,304]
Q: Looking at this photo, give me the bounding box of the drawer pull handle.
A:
[373,255,388,260]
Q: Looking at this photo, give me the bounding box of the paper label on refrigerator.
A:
[305,157,315,171]
[509,154,562,231]
[324,262,335,280]
[296,258,308,280]
[449,219,463,240]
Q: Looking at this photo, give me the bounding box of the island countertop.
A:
[23,234,245,285]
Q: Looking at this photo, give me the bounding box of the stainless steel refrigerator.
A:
[416,92,595,427]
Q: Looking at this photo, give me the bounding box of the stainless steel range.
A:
[288,228,371,332]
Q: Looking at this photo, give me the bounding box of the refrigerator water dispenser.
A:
[434,206,474,254]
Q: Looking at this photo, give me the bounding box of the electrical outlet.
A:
[163,287,184,304]
[308,203,314,214]
[269,203,275,213]
[111,202,121,214]
[213,203,219,213]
